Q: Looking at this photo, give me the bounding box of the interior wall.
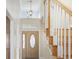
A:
[15,19,53,59]
[15,19,43,59]
[10,18,18,59]
[58,0,72,11]
[6,0,20,18]
[39,31,53,59]
[19,19,42,31]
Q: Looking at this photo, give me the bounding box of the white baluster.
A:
[64,12,67,59]
[61,9,65,58]
[68,16,71,59]
[64,28,66,59]
[57,4,62,58]
[58,6,61,29]
[68,27,70,59]
[52,0,55,30]
[50,0,54,36]
[66,13,69,59]
[58,28,61,58]
[61,28,63,58]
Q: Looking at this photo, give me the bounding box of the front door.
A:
[22,31,39,59]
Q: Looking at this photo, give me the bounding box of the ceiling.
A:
[20,0,41,18]
[6,0,45,19]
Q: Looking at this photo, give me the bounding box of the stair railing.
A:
[50,0,72,59]
[44,0,72,59]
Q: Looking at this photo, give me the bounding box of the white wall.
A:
[10,18,19,59]
[40,0,44,18]
[58,0,72,11]
[39,32,53,59]
[10,17,53,59]
[6,0,20,18]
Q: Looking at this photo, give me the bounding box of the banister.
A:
[48,0,50,37]
[51,45,57,56]
[49,36,53,45]
[53,0,72,16]
[44,0,72,58]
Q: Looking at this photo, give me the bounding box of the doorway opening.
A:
[22,31,39,59]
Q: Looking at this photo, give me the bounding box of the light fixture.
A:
[29,10,32,16]
[29,0,33,16]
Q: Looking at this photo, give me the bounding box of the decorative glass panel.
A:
[23,34,25,48]
[30,34,35,48]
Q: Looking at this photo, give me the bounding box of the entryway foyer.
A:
[6,0,72,59]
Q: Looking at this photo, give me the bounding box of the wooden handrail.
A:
[48,0,50,37]
[53,0,72,16]
[46,28,49,36]
[49,36,53,45]
[51,45,57,56]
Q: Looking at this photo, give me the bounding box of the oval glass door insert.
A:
[30,34,35,48]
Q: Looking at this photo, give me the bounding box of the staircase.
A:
[44,0,72,59]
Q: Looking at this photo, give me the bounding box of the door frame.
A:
[21,31,39,59]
